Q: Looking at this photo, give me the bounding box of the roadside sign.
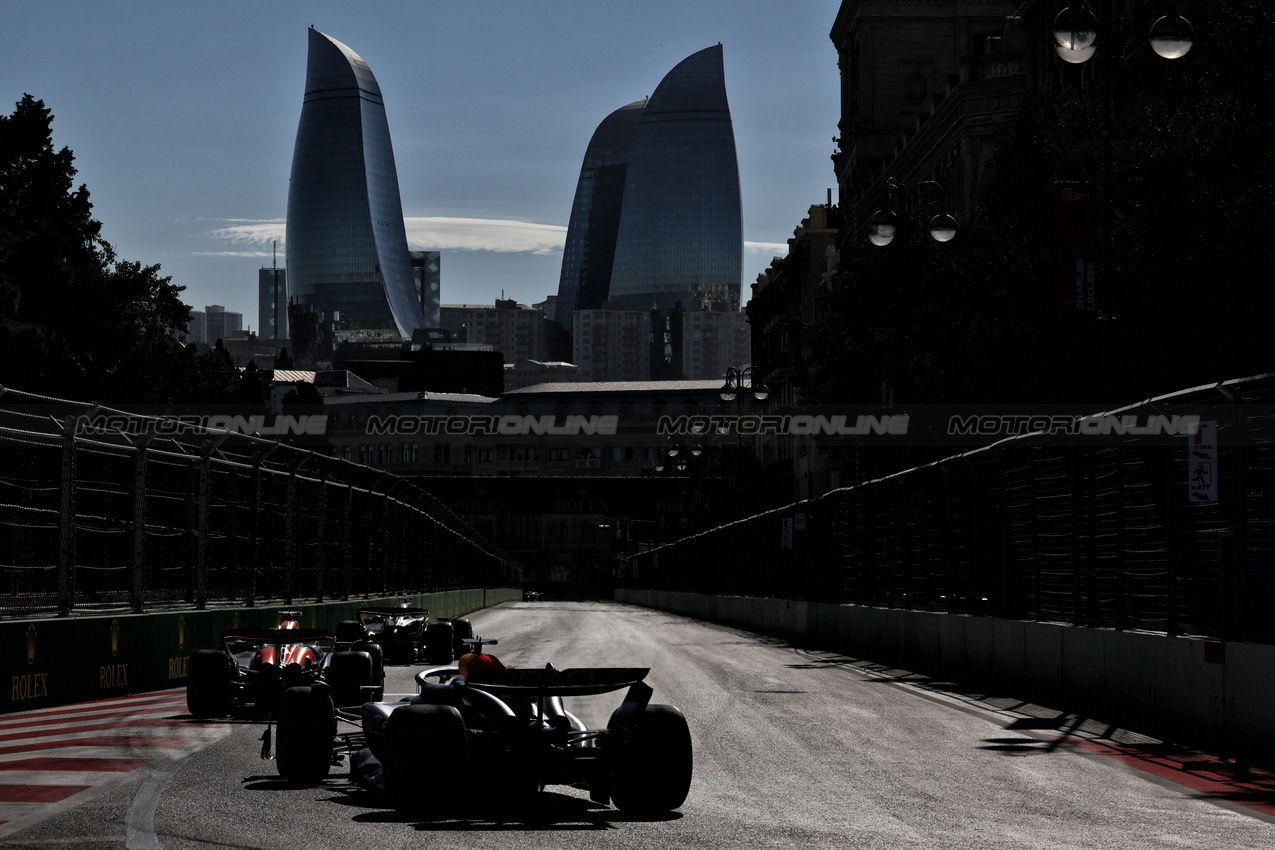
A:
[1189,420,1218,502]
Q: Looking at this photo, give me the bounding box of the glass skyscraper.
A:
[555,45,742,330]
[286,28,424,339]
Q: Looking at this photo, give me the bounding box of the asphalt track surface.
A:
[4,600,1275,849]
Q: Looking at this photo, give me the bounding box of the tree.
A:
[0,94,216,404]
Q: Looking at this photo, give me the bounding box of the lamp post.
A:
[866,179,958,248]
[1051,1,1193,397]
[719,365,769,407]
[717,366,769,514]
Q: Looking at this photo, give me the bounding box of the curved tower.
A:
[608,44,742,314]
[555,45,743,327]
[286,28,423,338]
[555,99,646,332]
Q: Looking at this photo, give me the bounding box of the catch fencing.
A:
[0,387,519,618]
[623,374,1275,644]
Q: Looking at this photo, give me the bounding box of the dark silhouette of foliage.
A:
[0,95,217,404]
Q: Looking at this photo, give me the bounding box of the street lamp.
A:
[1051,1,1194,398]
[1052,2,1193,64]
[720,366,769,405]
[867,179,957,247]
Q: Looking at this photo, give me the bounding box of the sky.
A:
[2,0,843,331]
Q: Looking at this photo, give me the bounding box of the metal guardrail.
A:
[0,387,521,618]
[623,373,1275,644]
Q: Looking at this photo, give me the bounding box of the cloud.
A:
[193,250,277,257]
[745,241,790,255]
[207,219,286,246]
[405,217,566,254]
[204,217,567,255]
[205,218,782,260]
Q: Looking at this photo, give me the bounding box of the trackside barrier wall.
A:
[1,588,521,714]
[615,589,1275,758]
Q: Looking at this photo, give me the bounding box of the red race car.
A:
[187,613,384,717]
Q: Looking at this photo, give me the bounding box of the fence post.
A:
[130,431,154,613]
[247,444,277,607]
[314,472,329,603]
[195,439,214,610]
[342,485,353,600]
[57,416,78,617]
[284,457,310,607]
[225,462,238,602]
[379,494,390,594]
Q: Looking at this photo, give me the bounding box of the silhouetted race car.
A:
[335,603,473,665]
[187,614,384,717]
[265,637,693,816]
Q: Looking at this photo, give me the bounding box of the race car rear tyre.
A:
[326,650,374,708]
[352,641,385,700]
[424,622,455,664]
[450,618,473,658]
[275,685,336,785]
[383,704,467,811]
[186,650,235,717]
[607,703,693,813]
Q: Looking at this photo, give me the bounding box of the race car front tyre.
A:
[383,704,467,811]
[275,685,336,785]
[186,650,235,717]
[607,703,693,813]
[326,650,374,708]
[423,622,455,664]
[352,641,385,700]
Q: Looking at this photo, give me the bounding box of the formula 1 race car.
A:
[187,614,384,718]
[266,637,693,816]
[335,603,473,665]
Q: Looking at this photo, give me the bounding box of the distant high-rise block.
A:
[258,266,288,342]
[204,304,243,344]
[410,251,442,329]
[556,45,742,331]
[286,28,423,339]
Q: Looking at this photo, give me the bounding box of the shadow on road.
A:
[349,790,683,830]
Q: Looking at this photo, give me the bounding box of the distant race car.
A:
[335,602,473,665]
[187,613,384,717]
[265,636,693,816]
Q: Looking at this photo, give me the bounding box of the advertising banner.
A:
[1054,182,1100,312]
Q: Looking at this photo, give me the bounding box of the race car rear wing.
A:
[220,628,337,643]
[357,607,429,617]
[465,666,650,697]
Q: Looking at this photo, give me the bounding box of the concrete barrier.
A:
[1,588,522,715]
[615,589,1275,758]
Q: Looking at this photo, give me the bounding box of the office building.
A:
[185,310,206,344]
[555,45,742,332]
[204,305,243,344]
[571,303,652,382]
[258,266,288,343]
[679,305,750,381]
[285,27,424,340]
[440,300,551,364]
[409,251,442,329]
